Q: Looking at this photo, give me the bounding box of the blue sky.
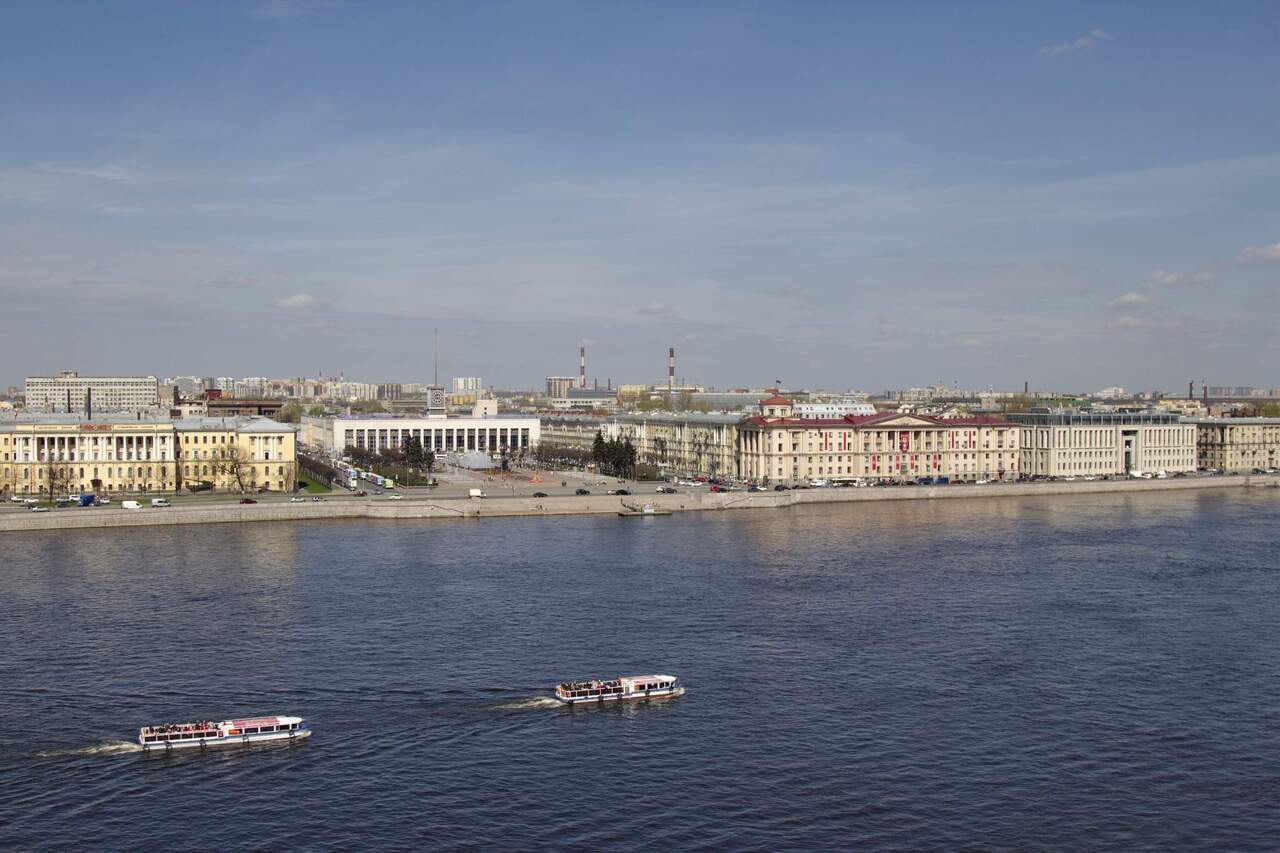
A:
[2,1,1278,392]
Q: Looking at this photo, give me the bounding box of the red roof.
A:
[759,395,791,407]
[746,412,1015,428]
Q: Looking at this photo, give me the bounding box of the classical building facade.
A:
[738,397,1020,484]
[307,414,539,458]
[1009,412,1195,477]
[0,415,297,496]
[1193,418,1280,472]
[24,371,160,413]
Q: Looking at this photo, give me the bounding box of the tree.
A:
[307,403,327,416]
[592,430,607,470]
[215,445,253,493]
[44,455,72,503]
[403,436,427,470]
[277,401,302,424]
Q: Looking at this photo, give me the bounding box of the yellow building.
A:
[738,396,1020,484]
[174,416,298,494]
[0,414,297,497]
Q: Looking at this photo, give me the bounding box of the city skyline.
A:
[3,2,1278,389]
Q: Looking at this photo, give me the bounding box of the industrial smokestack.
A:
[86,388,92,421]
[579,346,586,389]
[1189,380,1194,400]
[1202,382,1208,404]
[67,388,72,414]
[668,347,675,391]
[1024,381,1029,395]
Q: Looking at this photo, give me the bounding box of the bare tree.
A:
[44,456,72,504]
[215,446,253,494]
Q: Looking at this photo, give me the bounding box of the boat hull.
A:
[140,727,311,751]
[556,686,685,705]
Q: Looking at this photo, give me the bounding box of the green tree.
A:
[592,430,607,469]
[277,401,302,423]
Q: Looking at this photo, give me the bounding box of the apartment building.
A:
[540,412,739,479]
[1193,418,1280,472]
[24,371,159,413]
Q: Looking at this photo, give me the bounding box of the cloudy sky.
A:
[2,1,1278,392]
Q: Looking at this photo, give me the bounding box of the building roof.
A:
[745,412,1015,428]
[759,395,791,407]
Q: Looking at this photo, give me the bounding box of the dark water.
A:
[3,490,1280,851]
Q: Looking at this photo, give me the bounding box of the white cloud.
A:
[1040,28,1113,56]
[273,292,317,309]
[1110,292,1151,306]
[1239,241,1280,261]
[1148,269,1183,286]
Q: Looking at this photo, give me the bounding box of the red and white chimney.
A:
[668,347,675,391]
[579,346,586,389]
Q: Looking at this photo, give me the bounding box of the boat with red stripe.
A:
[555,674,684,704]
[138,715,310,751]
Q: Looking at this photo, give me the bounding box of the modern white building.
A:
[1010,412,1196,477]
[305,414,539,458]
[452,377,483,392]
[24,371,160,413]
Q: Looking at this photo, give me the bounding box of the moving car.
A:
[289,497,306,503]
[239,498,258,504]
[575,488,590,495]
[532,491,548,498]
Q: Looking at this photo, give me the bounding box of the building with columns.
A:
[0,414,297,496]
[738,396,1020,484]
[305,414,539,460]
[1009,412,1195,477]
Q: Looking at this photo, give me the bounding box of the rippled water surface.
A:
[4,490,1280,850]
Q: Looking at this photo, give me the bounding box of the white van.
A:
[122,500,143,510]
[150,498,171,507]
[468,488,486,498]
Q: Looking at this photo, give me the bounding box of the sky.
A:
[2,0,1278,392]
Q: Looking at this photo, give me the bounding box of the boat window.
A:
[244,727,259,734]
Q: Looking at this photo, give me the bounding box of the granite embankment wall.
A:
[2,475,1277,534]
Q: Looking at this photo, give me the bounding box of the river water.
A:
[3,489,1280,850]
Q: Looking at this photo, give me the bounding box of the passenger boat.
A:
[138,715,310,751]
[555,674,684,704]
[617,502,673,517]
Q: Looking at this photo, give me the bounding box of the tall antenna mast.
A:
[433,328,439,386]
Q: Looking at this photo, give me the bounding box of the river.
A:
[3,489,1279,850]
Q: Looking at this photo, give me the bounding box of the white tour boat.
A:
[555,674,684,704]
[138,715,310,751]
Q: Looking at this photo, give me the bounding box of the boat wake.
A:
[489,696,562,711]
[35,740,143,758]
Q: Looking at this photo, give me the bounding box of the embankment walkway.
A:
[2,475,1277,534]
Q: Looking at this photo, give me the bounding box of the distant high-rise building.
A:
[24,371,159,413]
[452,377,483,392]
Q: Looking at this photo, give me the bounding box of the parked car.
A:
[532,491,548,498]
[774,484,789,491]
[239,498,258,504]
[290,496,306,503]
[575,488,590,495]
[355,490,368,497]
[30,505,51,513]
[312,496,325,502]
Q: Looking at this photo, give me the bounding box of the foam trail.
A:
[35,740,143,758]
[490,697,562,711]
